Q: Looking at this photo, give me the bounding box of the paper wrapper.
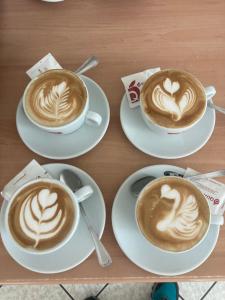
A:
[184,168,225,216]
[1,160,51,201]
[26,53,62,80]
[121,67,160,108]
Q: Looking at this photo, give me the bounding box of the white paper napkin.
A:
[26,53,62,80]
[1,160,51,201]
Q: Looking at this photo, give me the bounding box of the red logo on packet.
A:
[128,80,142,103]
[204,193,220,205]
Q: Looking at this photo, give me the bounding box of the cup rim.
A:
[140,68,207,132]
[5,177,79,255]
[22,68,89,130]
[135,175,211,254]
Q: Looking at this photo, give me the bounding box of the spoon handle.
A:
[187,169,225,181]
[208,101,225,115]
[74,56,99,75]
[79,203,112,267]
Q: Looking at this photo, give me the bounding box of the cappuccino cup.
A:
[140,69,214,134]
[23,69,102,134]
[4,178,94,254]
[135,176,222,253]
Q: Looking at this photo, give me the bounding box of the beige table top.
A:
[0,0,225,284]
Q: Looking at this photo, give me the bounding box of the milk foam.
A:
[34,81,77,122]
[152,78,196,121]
[19,188,66,248]
[137,176,210,251]
[141,69,206,129]
[156,184,202,241]
[25,70,87,127]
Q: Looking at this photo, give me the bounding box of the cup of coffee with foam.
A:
[4,178,93,254]
[23,69,102,134]
[140,69,208,134]
[135,176,221,253]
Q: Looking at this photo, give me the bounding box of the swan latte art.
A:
[136,177,210,252]
[24,69,87,127]
[8,181,75,251]
[140,69,206,128]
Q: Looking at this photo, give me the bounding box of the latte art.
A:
[152,80,196,121]
[137,177,210,252]
[141,69,206,128]
[8,181,75,251]
[156,184,202,241]
[24,69,87,127]
[19,188,66,248]
[34,81,77,123]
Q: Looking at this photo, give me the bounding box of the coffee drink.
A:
[24,69,87,127]
[136,177,210,252]
[8,181,75,251]
[140,69,206,129]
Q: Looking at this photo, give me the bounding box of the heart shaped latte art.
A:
[163,78,180,95]
[152,83,196,121]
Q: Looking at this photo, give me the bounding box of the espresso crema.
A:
[141,69,206,128]
[24,69,87,127]
[137,177,210,252]
[8,181,75,251]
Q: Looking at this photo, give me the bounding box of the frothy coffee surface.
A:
[24,69,87,127]
[8,181,75,251]
[137,177,210,252]
[141,69,206,128]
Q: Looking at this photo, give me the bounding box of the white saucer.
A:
[16,75,110,159]
[120,95,215,159]
[0,163,106,274]
[112,164,220,276]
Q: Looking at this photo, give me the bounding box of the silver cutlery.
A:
[207,101,225,115]
[130,169,225,197]
[74,56,99,75]
[130,176,156,197]
[186,169,225,181]
[60,169,112,268]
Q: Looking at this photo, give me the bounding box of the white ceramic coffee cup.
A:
[135,176,223,253]
[140,69,216,135]
[22,69,102,134]
[4,178,94,255]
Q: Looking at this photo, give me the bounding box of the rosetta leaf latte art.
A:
[152,78,196,121]
[35,81,76,121]
[19,188,65,248]
[156,184,202,241]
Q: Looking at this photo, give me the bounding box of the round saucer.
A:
[0,163,106,274]
[16,75,110,159]
[112,164,220,276]
[120,95,215,159]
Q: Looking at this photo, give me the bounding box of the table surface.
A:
[0,0,225,284]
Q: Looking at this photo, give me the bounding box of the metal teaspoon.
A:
[74,56,99,75]
[60,169,112,268]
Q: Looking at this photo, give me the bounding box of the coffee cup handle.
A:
[204,86,216,100]
[211,215,224,226]
[73,185,94,203]
[85,111,102,127]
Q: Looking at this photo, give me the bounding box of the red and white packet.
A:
[184,168,225,218]
[121,67,160,108]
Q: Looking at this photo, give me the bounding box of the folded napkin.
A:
[1,160,51,201]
